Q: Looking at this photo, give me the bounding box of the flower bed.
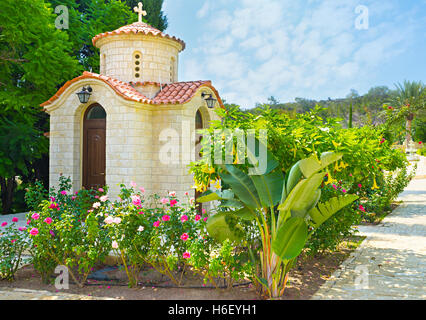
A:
[2,176,255,294]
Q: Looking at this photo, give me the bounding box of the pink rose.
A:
[169,191,176,197]
[180,215,188,223]
[71,196,76,201]
[130,181,137,188]
[138,211,145,215]
[160,198,168,205]
[92,202,101,209]
[358,184,362,188]
[183,252,191,259]
[203,217,208,222]
[195,215,201,222]
[98,188,104,192]
[153,221,160,228]
[26,219,30,225]
[60,190,67,195]
[112,241,119,249]
[11,239,16,244]
[104,216,114,225]
[19,227,27,232]
[31,213,40,220]
[202,209,206,215]
[113,217,122,224]
[44,217,52,225]
[12,217,18,223]
[342,189,347,193]
[332,184,337,190]
[162,215,170,222]
[184,192,189,196]
[1,222,7,227]
[359,205,366,212]
[170,199,178,207]
[180,233,189,241]
[30,228,39,236]
[131,195,141,206]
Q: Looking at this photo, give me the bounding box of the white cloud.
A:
[196,1,210,19]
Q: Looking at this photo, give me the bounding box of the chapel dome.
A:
[92,12,185,84]
[92,22,186,51]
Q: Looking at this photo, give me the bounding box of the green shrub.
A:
[27,177,110,286]
[0,217,30,280]
[189,106,409,256]
[24,181,48,211]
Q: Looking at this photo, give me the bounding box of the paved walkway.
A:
[312,158,426,300]
[0,288,114,300]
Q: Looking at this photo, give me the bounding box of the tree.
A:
[392,80,425,147]
[0,0,81,214]
[47,0,136,72]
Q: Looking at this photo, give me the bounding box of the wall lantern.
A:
[201,92,217,109]
[76,86,92,104]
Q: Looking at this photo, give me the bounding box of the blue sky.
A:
[162,0,426,108]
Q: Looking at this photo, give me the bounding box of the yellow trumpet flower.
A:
[334,161,341,172]
[371,177,379,190]
[325,170,338,185]
[201,165,215,174]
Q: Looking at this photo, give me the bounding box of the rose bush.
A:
[27,176,110,286]
[23,178,252,289]
[0,218,30,280]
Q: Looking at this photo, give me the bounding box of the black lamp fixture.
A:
[201,92,217,109]
[76,86,92,104]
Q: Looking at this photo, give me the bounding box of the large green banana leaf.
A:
[196,189,234,203]
[309,194,359,227]
[206,212,244,243]
[278,172,324,225]
[298,152,343,178]
[272,217,308,261]
[251,170,284,208]
[220,165,262,209]
[291,189,321,218]
[246,138,279,176]
[285,160,302,197]
[233,206,256,220]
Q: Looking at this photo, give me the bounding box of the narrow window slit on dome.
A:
[133,51,142,79]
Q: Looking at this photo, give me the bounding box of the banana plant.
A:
[198,146,358,298]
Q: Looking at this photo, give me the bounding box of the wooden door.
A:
[83,104,106,189]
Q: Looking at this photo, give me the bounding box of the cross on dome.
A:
[134,2,147,23]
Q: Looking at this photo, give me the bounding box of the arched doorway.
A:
[83,103,106,189]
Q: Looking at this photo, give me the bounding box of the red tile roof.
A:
[92,22,185,51]
[41,72,224,109]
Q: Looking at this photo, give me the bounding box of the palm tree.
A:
[393,80,425,147]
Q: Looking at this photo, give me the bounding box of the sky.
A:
[162,0,426,108]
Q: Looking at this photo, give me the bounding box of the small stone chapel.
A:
[41,3,223,199]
